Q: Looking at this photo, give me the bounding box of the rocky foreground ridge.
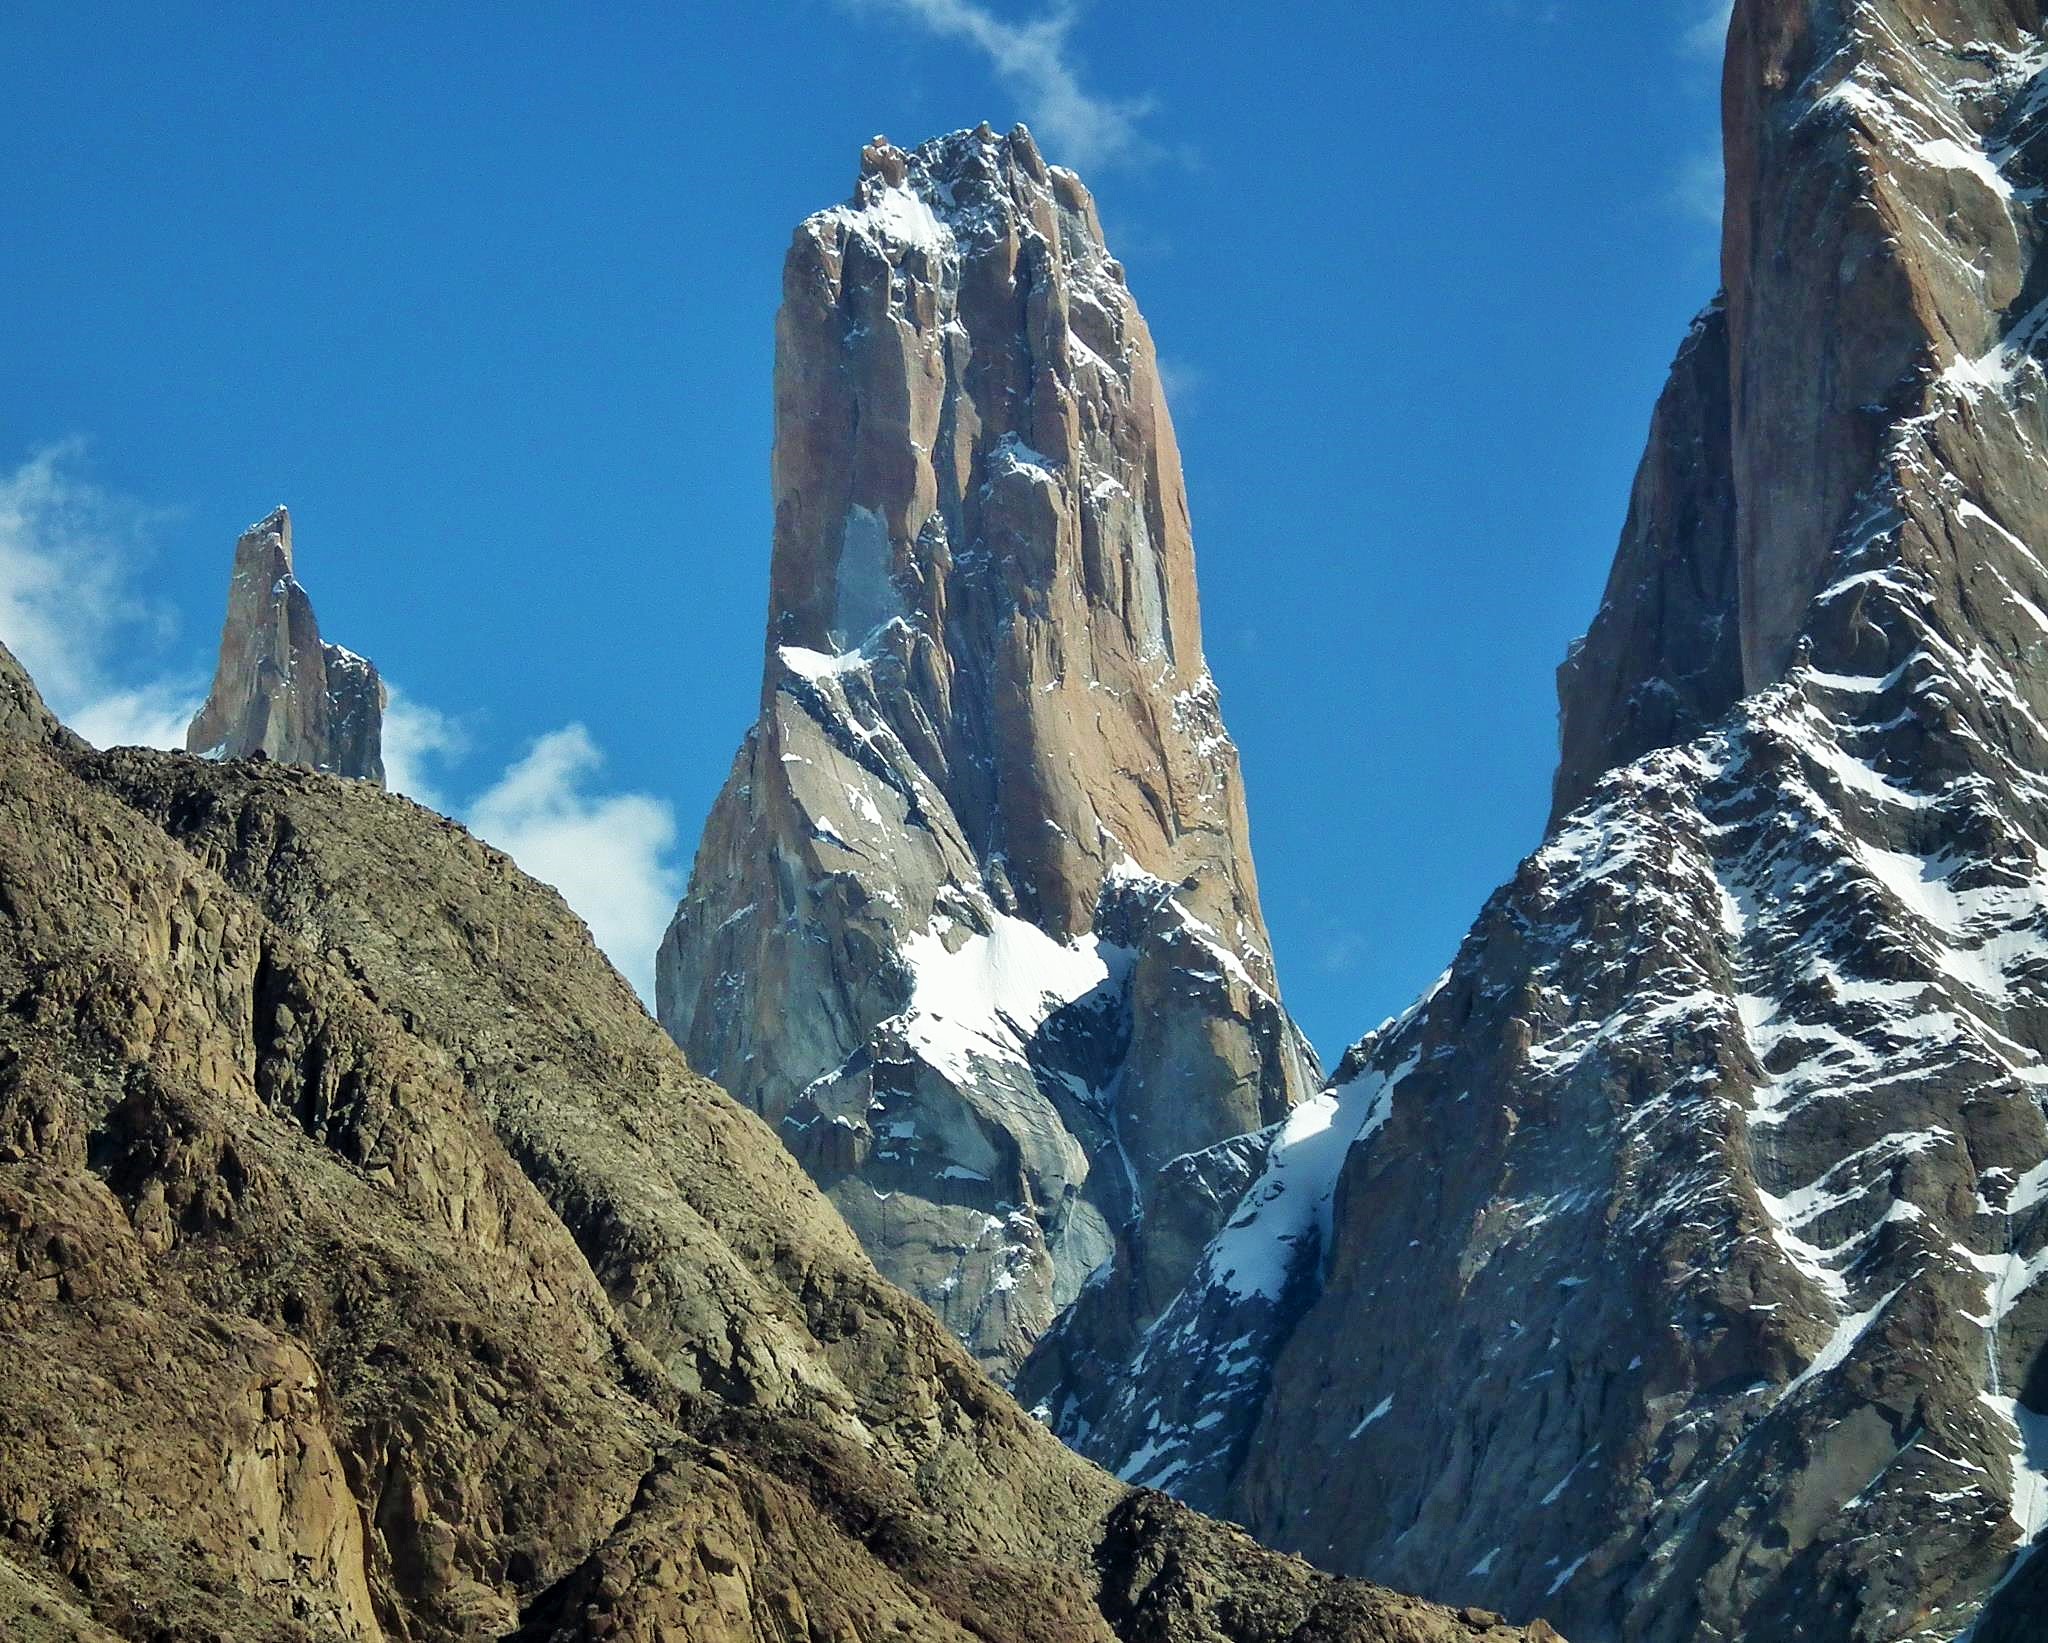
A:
[0,637,1551,1642]
[186,505,386,784]
[658,125,1318,1378]
[1055,4,2048,1642]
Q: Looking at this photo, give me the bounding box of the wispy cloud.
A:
[382,685,467,814]
[1155,354,1205,410]
[1669,1,1733,234]
[851,0,1156,170]
[1672,146,1726,226]
[385,709,680,1004]
[384,705,682,1003]
[1317,930,1367,975]
[1682,0,1734,59]
[0,442,201,747]
[464,726,683,1003]
[66,681,205,752]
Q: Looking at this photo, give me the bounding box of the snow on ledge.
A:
[893,911,1125,1086]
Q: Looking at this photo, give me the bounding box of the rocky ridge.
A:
[186,506,386,784]
[657,125,1319,1377]
[0,636,1553,1643]
[1054,5,2048,1641]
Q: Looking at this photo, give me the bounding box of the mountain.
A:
[187,506,387,783]
[0,637,1556,1643]
[1053,4,2048,1640]
[656,125,1319,1378]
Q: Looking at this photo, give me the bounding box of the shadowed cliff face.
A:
[657,125,1318,1377]
[0,638,1555,1643]
[1062,5,2048,1640]
[186,506,386,784]
[1551,302,1740,827]
[1558,0,2048,822]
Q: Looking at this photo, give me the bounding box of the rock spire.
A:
[657,124,1319,1376]
[186,506,386,783]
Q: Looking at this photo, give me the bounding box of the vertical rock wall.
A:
[1062,7,2048,1640]
[187,506,386,784]
[657,126,1318,1376]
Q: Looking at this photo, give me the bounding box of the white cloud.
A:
[464,725,682,1005]
[382,684,467,813]
[0,442,200,746]
[854,0,1156,170]
[1672,144,1726,226]
[66,681,202,752]
[1155,354,1205,409]
[381,701,681,1007]
[1682,0,1734,58]
[1317,932,1366,975]
[1669,1,1733,232]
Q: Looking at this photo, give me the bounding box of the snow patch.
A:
[820,181,953,256]
[1203,1049,1419,1302]
[1779,1286,1905,1404]
[780,644,872,683]
[1546,1553,1591,1598]
[1347,1396,1393,1439]
[1981,1392,2048,1541]
[893,912,1124,1084]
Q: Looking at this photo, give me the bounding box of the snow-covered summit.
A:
[802,122,1118,271]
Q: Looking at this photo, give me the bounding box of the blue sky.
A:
[0,0,1731,1050]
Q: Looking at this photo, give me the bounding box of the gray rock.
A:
[0,637,1557,1643]
[186,505,386,783]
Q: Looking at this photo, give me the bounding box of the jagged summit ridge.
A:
[808,123,1112,265]
[186,505,386,784]
[658,126,1319,1376]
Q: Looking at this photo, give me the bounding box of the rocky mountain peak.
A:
[186,505,387,784]
[1060,5,2048,1640]
[660,129,1319,1376]
[759,121,1232,946]
[836,121,1083,268]
[1555,0,2048,819]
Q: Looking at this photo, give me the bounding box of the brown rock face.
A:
[1061,5,2048,1641]
[0,637,1553,1643]
[186,506,386,783]
[658,126,1318,1376]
